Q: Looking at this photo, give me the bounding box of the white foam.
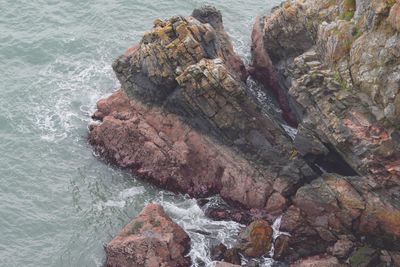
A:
[157,196,243,267]
[31,52,118,143]
[103,200,125,208]
[118,186,145,199]
[282,124,298,140]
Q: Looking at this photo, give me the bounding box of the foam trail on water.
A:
[95,186,146,210]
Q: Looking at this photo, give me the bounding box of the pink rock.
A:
[105,204,190,267]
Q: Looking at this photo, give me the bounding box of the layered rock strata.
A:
[90,1,400,266]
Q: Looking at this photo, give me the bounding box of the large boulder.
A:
[105,204,190,267]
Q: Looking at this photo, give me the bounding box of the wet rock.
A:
[250,15,298,126]
[349,246,379,267]
[223,248,242,265]
[273,235,291,260]
[105,204,190,267]
[237,220,273,258]
[211,243,227,262]
[290,255,342,267]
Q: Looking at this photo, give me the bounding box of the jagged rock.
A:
[90,6,315,212]
[105,204,190,267]
[237,220,273,258]
[286,173,400,251]
[273,235,291,260]
[389,2,400,31]
[252,4,400,261]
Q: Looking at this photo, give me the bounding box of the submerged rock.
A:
[105,204,190,267]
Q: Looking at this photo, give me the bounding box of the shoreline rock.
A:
[105,204,191,267]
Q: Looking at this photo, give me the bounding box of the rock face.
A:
[253,0,400,184]
[252,0,400,264]
[105,204,190,267]
[89,6,315,211]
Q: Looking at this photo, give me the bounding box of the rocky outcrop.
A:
[253,0,400,184]
[212,262,241,267]
[252,0,400,264]
[90,6,315,211]
[90,1,400,266]
[105,204,190,267]
[290,255,342,267]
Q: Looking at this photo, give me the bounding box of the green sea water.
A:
[0,1,282,266]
